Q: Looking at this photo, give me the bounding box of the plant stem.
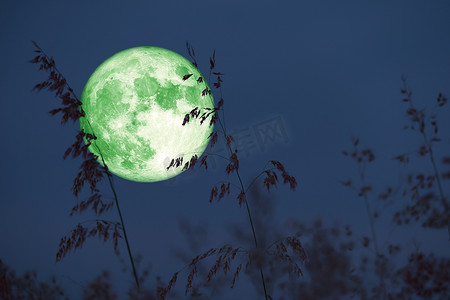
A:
[205,69,269,299]
[74,87,140,289]
[244,200,259,248]
[106,172,140,289]
[89,124,140,289]
[426,140,450,241]
[360,170,380,255]
[358,164,386,299]
[244,194,269,300]
[217,115,269,300]
[403,77,450,242]
[34,43,141,289]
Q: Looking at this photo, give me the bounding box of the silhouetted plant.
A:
[0,259,68,300]
[393,76,450,238]
[162,42,301,300]
[24,41,450,300]
[30,41,139,288]
[337,79,450,298]
[82,271,117,300]
[29,40,301,299]
[392,251,450,299]
[341,136,388,298]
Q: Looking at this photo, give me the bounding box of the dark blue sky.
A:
[1,0,450,298]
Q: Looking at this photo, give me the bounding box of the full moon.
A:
[79,46,214,182]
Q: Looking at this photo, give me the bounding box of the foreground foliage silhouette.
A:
[2,42,448,299]
[30,40,139,289]
[24,41,306,299]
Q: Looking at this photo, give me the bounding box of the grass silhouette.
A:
[1,41,448,299]
[25,41,301,299]
[30,41,140,290]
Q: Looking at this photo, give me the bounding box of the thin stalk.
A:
[242,181,268,299]
[89,123,140,289]
[105,172,140,289]
[360,168,380,255]
[402,78,450,241]
[34,42,141,289]
[358,164,386,299]
[217,115,269,300]
[240,173,269,300]
[244,199,258,248]
[426,141,450,241]
[205,67,268,299]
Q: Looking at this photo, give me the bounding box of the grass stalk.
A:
[33,43,141,289]
[88,120,140,289]
[106,172,140,289]
[217,115,269,300]
[358,161,386,299]
[425,138,450,241]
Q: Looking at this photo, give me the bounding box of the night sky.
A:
[1,1,450,299]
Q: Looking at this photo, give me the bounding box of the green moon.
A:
[79,46,214,182]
